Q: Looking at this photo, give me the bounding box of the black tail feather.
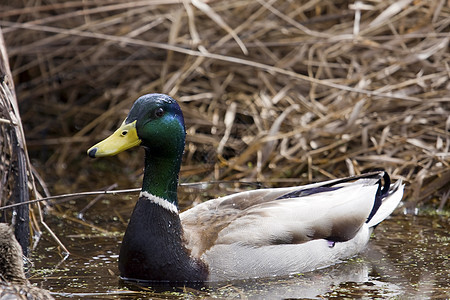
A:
[367,172,390,222]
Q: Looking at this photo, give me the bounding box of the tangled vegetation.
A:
[1,0,449,213]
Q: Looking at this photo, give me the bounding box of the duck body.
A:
[182,173,402,281]
[88,94,404,283]
[0,223,25,285]
[0,223,54,299]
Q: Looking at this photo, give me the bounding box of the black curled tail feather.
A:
[366,172,390,222]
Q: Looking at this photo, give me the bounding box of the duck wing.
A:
[180,171,392,258]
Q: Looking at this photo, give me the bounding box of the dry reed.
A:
[0,28,31,253]
[1,31,70,253]
[0,0,449,210]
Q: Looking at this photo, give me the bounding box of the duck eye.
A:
[155,107,164,118]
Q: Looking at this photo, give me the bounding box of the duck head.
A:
[87,94,186,202]
[88,93,186,159]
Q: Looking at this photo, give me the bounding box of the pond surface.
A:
[28,184,449,299]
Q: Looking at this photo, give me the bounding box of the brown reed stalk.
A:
[0,0,448,212]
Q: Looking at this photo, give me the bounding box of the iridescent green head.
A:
[88,94,186,159]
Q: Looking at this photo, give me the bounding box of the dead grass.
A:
[0,0,449,210]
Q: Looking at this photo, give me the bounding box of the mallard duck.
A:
[87,93,404,282]
[0,223,54,299]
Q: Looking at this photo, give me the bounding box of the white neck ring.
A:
[140,191,178,214]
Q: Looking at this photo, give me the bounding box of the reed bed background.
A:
[1,0,449,212]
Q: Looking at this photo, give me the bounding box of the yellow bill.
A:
[87,120,141,158]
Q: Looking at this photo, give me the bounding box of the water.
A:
[28,186,449,299]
